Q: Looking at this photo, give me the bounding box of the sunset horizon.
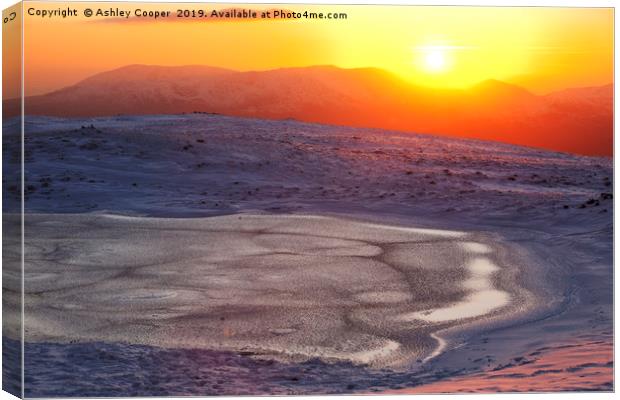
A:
[6,61,613,156]
[4,3,611,156]
[8,4,613,97]
[13,62,616,99]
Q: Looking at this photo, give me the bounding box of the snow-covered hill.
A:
[4,114,611,223]
[4,64,613,155]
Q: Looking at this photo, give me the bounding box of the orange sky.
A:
[12,2,615,97]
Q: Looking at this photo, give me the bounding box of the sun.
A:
[415,45,452,73]
[424,50,446,71]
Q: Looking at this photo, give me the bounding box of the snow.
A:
[2,113,612,392]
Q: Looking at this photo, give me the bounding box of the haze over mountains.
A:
[5,64,612,156]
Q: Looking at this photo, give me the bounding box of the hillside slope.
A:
[4,65,613,155]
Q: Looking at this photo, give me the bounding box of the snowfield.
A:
[2,114,613,395]
[4,114,612,221]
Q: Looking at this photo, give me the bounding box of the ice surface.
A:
[5,213,529,369]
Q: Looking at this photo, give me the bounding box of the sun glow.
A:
[415,45,454,74]
[424,50,447,72]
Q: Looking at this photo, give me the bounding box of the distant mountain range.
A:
[4,64,613,156]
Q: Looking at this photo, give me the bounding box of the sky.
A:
[13,2,615,96]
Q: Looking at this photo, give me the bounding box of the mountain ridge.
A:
[4,64,613,156]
